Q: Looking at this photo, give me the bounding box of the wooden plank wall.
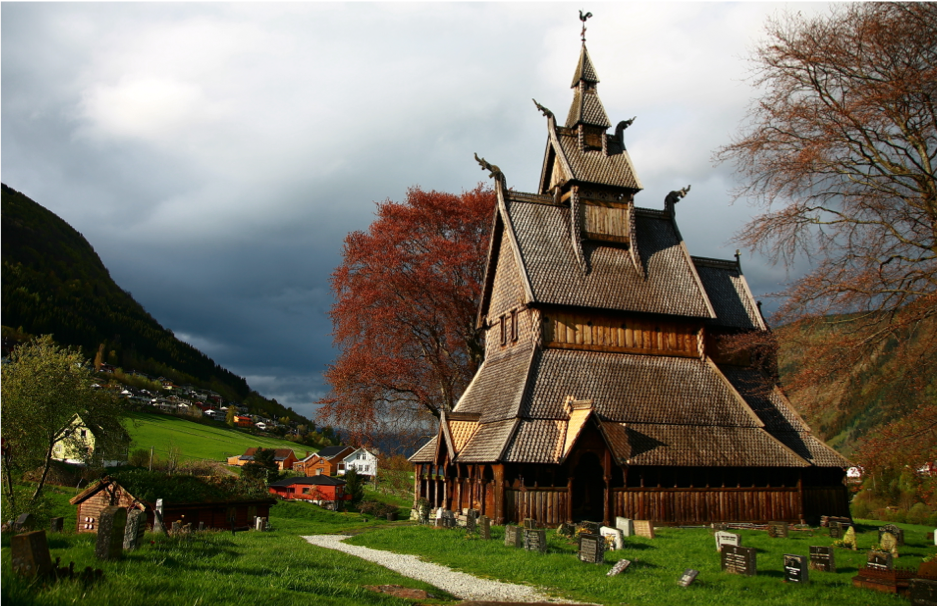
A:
[542,311,699,357]
[804,486,850,518]
[613,487,801,524]
[583,202,630,244]
[505,489,568,526]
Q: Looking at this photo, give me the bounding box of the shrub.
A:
[128,448,150,468]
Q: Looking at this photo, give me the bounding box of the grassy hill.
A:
[125,412,313,463]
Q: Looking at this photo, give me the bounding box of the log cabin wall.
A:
[75,485,141,533]
[612,486,802,524]
[541,310,700,358]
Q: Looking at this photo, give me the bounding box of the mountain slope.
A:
[1,183,306,423]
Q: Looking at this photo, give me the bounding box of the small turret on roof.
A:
[566,44,611,129]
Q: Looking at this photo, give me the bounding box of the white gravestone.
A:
[615,517,634,537]
[600,526,625,550]
[715,531,741,551]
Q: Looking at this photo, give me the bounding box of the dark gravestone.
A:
[829,522,843,539]
[721,545,757,576]
[12,513,33,533]
[123,509,146,551]
[524,528,547,554]
[880,524,905,547]
[49,517,64,533]
[466,513,476,534]
[523,518,536,529]
[867,550,893,571]
[504,525,522,548]
[579,520,600,534]
[809,546,836,572]
[679,569,700,587]
[578,533,605,564]
[557,522,575,539]
[198,521,205,531]
[95,506,127,561]
[11,530,53,578]
[479,516,491,540]
[783,554,809,584]
[171,520,182,534]
[768,521,789,538]
[910,578,937,606]
[607,559,632,576]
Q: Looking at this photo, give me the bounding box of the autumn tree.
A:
[717,2,937,504]
[318,185,496,444]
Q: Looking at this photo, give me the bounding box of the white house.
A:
[50,414,130,467]
[338,448,378,478]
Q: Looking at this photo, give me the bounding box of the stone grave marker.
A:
[466,513,476,533]
[95,506,127,561]
[198,521,205,531]
[504,525,522,548]
[880,531,899,557]
[867,549,893,571]
[715,531,741,552]
[843,526,858,550]
[171,520,182,534]
[578,533,605,565]
[600,526,624,550]
[615,517,634,537]
[768,521,789,538]
[49,517,64,533]
[11,530,53,578]
[524,528,547,554]
[633,520,655,539]
[456,514,468,528]
[934,528,937,546]
[123,510,146,551]
[557,522,575,539]
[910,578,937,606]
[607,559,631,576]
[879,524,904,547]
[721,545,757,576]
[808,546,836,572]
[523,518,536,529]
[678,569,700,587]
[479,516,491,540]
[579,520,600,534]
[828,521,843,539]
[783,554,809,584]
[12,513,33,533]
[153,498,166,534]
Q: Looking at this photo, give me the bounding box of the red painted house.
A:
[268,476,348,506]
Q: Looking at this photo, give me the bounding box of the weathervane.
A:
[579,10,593,42]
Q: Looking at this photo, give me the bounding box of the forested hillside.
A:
[1,183,308,424]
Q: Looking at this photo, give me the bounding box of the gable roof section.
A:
[456,418,519,463]
[408,436,438,463]
[451,342,535,423]
[504,196,713,318]
[554,129,640,189]
[316,446,355,461]
[692,257,766,330]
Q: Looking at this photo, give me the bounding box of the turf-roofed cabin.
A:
[70,473,275,532]
[409,39,850,527]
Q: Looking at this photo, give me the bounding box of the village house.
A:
[410,36,850,527]
[294,446,356,477]
[50,413,130,467]
[268,476,348,507]
[338,447,378,478]
[226,447,298,471]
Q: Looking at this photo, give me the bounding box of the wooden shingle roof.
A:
[692,256,766,330]
[409,436,437,463]
[554,130,640,189]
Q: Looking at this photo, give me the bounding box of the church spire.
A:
[565,43,611,130]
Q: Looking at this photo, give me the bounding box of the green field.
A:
[124,412,312,463]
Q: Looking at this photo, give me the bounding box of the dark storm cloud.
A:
[2,3,826,419]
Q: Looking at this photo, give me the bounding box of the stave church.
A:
[409,26,850,526]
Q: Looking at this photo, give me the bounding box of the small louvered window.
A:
[499,316,507,346]
[510,310,518,342]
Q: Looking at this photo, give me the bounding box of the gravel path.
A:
[302,534,589,604]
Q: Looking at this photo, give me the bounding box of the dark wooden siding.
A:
[542,311,700,357]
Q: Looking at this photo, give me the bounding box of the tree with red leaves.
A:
[718,3,936,512]
[318,185,496,445]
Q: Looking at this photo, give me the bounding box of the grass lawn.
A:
[349,519,936,606]
[124,411,312,463]
[1,499,453,606]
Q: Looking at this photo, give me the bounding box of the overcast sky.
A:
[1,2,828,420]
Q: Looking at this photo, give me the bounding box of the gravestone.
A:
[829,521,843,539]
[557,522,575,539]
[867,549,893,571]
[934,528,937,546]
[11,530,53,578]
[843,526,858,550]
[523,518,536,529]
[456,514,467,528]
[153,498,165,534]
[615,517,634,537]
[910,578,937,606]
[578,533,605,564]
[95,506,127,561]
[466,513,476,533]
[809,546,836,572]
[198,521,205,531]
[600,526,624,550]
[768,521,789,538]
[171,520,182,534]
[678,569,700,587]
[579,521,600,534]
[255,517,266,532]
[721,545,757,576]
[479,516,491,540]
[879,524,904,547]
[524,528,547,554]
[12,513,33,533]
[49,517,64,533]
[715,531,741,552]
[123,510,146,551]
[504,525,522,548]
[607,559,631,576]
[880,531,899,557]
[633,520,655,539]
[783,554,809,584]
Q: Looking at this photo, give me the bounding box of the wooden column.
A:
[797,470,805,524]
[492,464,505,524]
[413,464,421,508]
[566,476,574,523]
[603,448,612,526]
